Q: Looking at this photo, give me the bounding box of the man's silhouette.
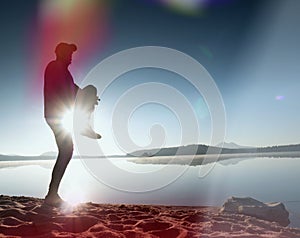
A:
[44,42,100,206]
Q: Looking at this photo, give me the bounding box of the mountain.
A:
[215,142,253,149]
[40,151,57,157]
[128,143,300,157]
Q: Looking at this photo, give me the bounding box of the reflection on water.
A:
[0,157,300,227]
[0,160,53,170]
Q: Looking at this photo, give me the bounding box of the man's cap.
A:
[55,42,77,56]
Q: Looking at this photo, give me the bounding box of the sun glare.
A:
[60,193,87,214]
[65,192,86,207]
[61,109,74,132]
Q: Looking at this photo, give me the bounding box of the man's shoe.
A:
[81,127,101,139]
[44,194,65,207]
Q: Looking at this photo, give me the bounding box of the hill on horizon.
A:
[215,142,254,149]
[128,143,300,157]
[1,143,300,161]
[40,151,57,157]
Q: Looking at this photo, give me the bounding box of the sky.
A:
[0,0,299,156]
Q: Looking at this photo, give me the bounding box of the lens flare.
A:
[65,192,86,206]
[143,0,233,16]
[199,45,214,60]
[275,95,285,101]
[163,0,205,16]
[61,107,92,134]
[61,109,74,133]
[60,191,87,214]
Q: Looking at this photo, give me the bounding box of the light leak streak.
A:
[29,0,110,96]
[38,0,109,62]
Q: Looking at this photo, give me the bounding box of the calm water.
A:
[1,157,300,227]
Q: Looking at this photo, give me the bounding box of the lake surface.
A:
[1,156,300,227]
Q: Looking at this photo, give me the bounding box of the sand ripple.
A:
[1,195,300,237]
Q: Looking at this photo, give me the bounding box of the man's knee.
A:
[57,138,73,156]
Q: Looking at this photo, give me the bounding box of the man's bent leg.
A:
[76,85,101,139]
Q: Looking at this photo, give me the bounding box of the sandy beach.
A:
[1,195,300,237]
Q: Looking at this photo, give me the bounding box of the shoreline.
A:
[0,151,299,163]
[129,151,300,166]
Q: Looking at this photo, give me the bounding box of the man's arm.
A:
[44,62,68,117]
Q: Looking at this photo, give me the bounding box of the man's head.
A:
[55,42,77,65]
